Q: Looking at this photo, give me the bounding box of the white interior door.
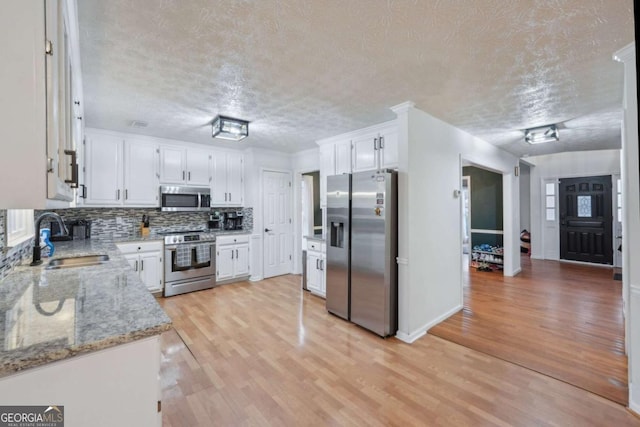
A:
[263,170,292,278]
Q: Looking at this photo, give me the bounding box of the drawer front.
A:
[307,240,323,251]
[117,240,163,254]
[217,234,250,246]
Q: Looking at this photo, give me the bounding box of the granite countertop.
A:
[306,235,325,242]
[0,239,172,378]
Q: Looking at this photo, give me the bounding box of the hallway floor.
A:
[429,255,628,405]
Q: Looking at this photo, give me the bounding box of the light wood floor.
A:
[158,274,638,426]
[430,255,628,405]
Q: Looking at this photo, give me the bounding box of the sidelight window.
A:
[617,178,622,221]
[545,182,556,221]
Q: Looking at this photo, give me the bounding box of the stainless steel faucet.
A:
[31,212,68,266]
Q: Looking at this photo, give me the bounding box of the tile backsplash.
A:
[0,207,252,280]
[36,207,253,239]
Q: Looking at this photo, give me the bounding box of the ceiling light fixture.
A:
[211,115,249,141]
[524,124,559,145]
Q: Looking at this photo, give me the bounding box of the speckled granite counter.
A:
[0,238,172,378]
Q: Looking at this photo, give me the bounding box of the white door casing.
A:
[263,170,292,278]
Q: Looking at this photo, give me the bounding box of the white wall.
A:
[292,148,320,274]
[519,163,531,232]
[393,103,520,343]
[243,147,293,281]
[527,149,621,260]
[614,42,640,414]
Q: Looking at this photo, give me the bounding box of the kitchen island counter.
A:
[0,238,172,378]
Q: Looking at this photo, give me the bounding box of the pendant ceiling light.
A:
[212,115,249,141]
[524,124,559,145]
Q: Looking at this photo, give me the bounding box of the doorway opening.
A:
[462,165,504,275]
[301,171,322,245]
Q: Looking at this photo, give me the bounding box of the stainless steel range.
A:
[161,230,216,297]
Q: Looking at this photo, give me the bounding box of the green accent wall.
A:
[463,166,503,247]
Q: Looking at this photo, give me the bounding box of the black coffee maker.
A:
[224,211,244,230]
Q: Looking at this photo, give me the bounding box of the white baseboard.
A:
[249,275,263,282]
[396,304,463,344]
[505,267,522,277]
[395,328,426,344]
[630,382,640,415]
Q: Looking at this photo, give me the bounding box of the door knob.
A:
[265,228,272,232]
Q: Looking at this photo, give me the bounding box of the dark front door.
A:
[559,175,613,264]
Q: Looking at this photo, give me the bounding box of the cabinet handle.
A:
[182,171,185,180]
[229,193,232,202]
[141,260,144,271]
[373,137,378,151]
[188,171,191,181]
[135,260,138,272]
[63,150,78,188]
[116,189,120,200]
[125,189,128,200]
[379,136,384,149]
[79,184,87,199]
[320,260,324,271]
[225,192,228,202]
[316,259,319,269]
[231,250,234,260]
[236,249,238,258]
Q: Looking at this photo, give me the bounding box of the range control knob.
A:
[173,236,178,243]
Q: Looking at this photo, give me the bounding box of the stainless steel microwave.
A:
[160,185,211,212]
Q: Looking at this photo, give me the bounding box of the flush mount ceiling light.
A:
[524,124,559,145]
[211,115,249,141]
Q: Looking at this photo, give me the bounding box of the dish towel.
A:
[175,245,192,268]
[195,244,210,264]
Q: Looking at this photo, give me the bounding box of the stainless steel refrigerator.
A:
[326,170,398,337]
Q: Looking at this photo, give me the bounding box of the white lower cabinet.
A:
[216,234,250,283]
[0,336,162,427]
[117,241,163,293]
[306,240,326,297]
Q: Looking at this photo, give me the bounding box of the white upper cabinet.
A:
[160,146,211,186]
[351,131,378,173]
[186,149,211,186]
[0,0,83,208]
[351,124,397,172]
[318,144,335,206]
[211,152,228,206]
[159,146,187,184]
[124,139,160,206]
[84,133,122,206]
[378,125,398,170]
[211,151,244,206]
[226,152,244,205]
[334,140,351,175]
[316,120,397,207]
[84,131,159,207]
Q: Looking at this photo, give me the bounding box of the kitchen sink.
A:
[45,254,110,270]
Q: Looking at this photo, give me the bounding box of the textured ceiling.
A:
[77,0,634,156]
